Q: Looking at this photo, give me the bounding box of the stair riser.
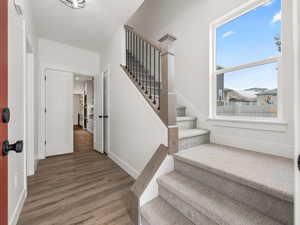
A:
[177,119,197,129]
[176,108,186,117]
[174,159,293,225]
[159,185,218,225]
[179,134,209,150]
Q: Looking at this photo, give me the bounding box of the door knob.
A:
[2,108,10,123]
[2,140,23,156]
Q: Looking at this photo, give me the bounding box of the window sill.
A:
[207,117,288,132]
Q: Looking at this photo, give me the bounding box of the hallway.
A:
[17,151,134,225]
[74,127,94,153]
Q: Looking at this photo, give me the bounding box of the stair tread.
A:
[175,144,294,201]
[141,197,194,225]
[176,116,197,122]
[178,129,209,139]
[158,172,283,225]
[176,105,186,109]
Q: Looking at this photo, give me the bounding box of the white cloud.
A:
[222,31,236,38]
[264,0,274,7]
[271,10,281,24]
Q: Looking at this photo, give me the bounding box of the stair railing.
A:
[122,25,179,225]
[123,25,177,129]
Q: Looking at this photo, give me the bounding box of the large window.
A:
[211,0,282,119]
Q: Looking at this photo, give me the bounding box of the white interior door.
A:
[45,70,73,157]
[94,73,104,153]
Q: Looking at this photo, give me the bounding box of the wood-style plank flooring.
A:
[18,134,134,225]
[74,127,94,153]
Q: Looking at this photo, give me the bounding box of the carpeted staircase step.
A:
[176,105,186,116]
[140,197,194,225]
[158,172,284,225]
[178,129,210,150]
[174,144,294,224]
[176,116,197,129]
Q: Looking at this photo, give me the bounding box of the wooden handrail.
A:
[127,144,168,225]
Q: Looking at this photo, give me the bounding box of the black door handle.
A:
[2,108,10,123]
[99,115,109,119]
[2,140,23,156]
[298,155,300,171]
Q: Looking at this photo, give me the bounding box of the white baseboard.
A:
[9,188,27,225]
[108,151,139,179]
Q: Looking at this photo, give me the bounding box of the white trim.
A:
[105,64,111,154]
[293,0,300,223]
[211,0,274,28]
[209,0,283,122]
[208,117,288,132]
[214,57,279,75]
[108,151,139,179]
[22,21,27,191]
[9,189,27,225]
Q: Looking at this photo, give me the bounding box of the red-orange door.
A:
[0,0,8,224]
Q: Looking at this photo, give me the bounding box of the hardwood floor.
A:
[17,151,134,225]
[74,128,93,153]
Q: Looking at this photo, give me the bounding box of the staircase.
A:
[141,105,294,225]
[122,25,294,225]
[176,106,210,151]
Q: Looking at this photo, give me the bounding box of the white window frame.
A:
[209,0,283,122]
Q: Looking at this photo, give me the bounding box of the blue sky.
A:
[216,0,281,90]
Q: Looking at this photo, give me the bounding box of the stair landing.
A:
[175,144,294,202]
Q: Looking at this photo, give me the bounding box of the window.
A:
[211,0,282,120]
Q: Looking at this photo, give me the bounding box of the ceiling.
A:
[30,0,143,52]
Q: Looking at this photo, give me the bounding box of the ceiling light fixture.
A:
[60,0,86,9]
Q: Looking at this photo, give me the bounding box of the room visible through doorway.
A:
[73,75,94,152]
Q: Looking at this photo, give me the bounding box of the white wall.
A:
[101,27,168,178]
[25,52,35,176]
[39,39,100,159]
[24,2,41,170]
[39,38,100,75]
[24,0,40,177]
[128,0,295,159]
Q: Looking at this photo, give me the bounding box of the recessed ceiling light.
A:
[60,0,86,9]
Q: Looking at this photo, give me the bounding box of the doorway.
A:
[73,75,94,152]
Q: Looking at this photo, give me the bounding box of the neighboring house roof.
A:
[256,89,278,96]
[223,88,277,102]
[224,88,258,102]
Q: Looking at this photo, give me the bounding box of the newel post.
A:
[159,34,178,154]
